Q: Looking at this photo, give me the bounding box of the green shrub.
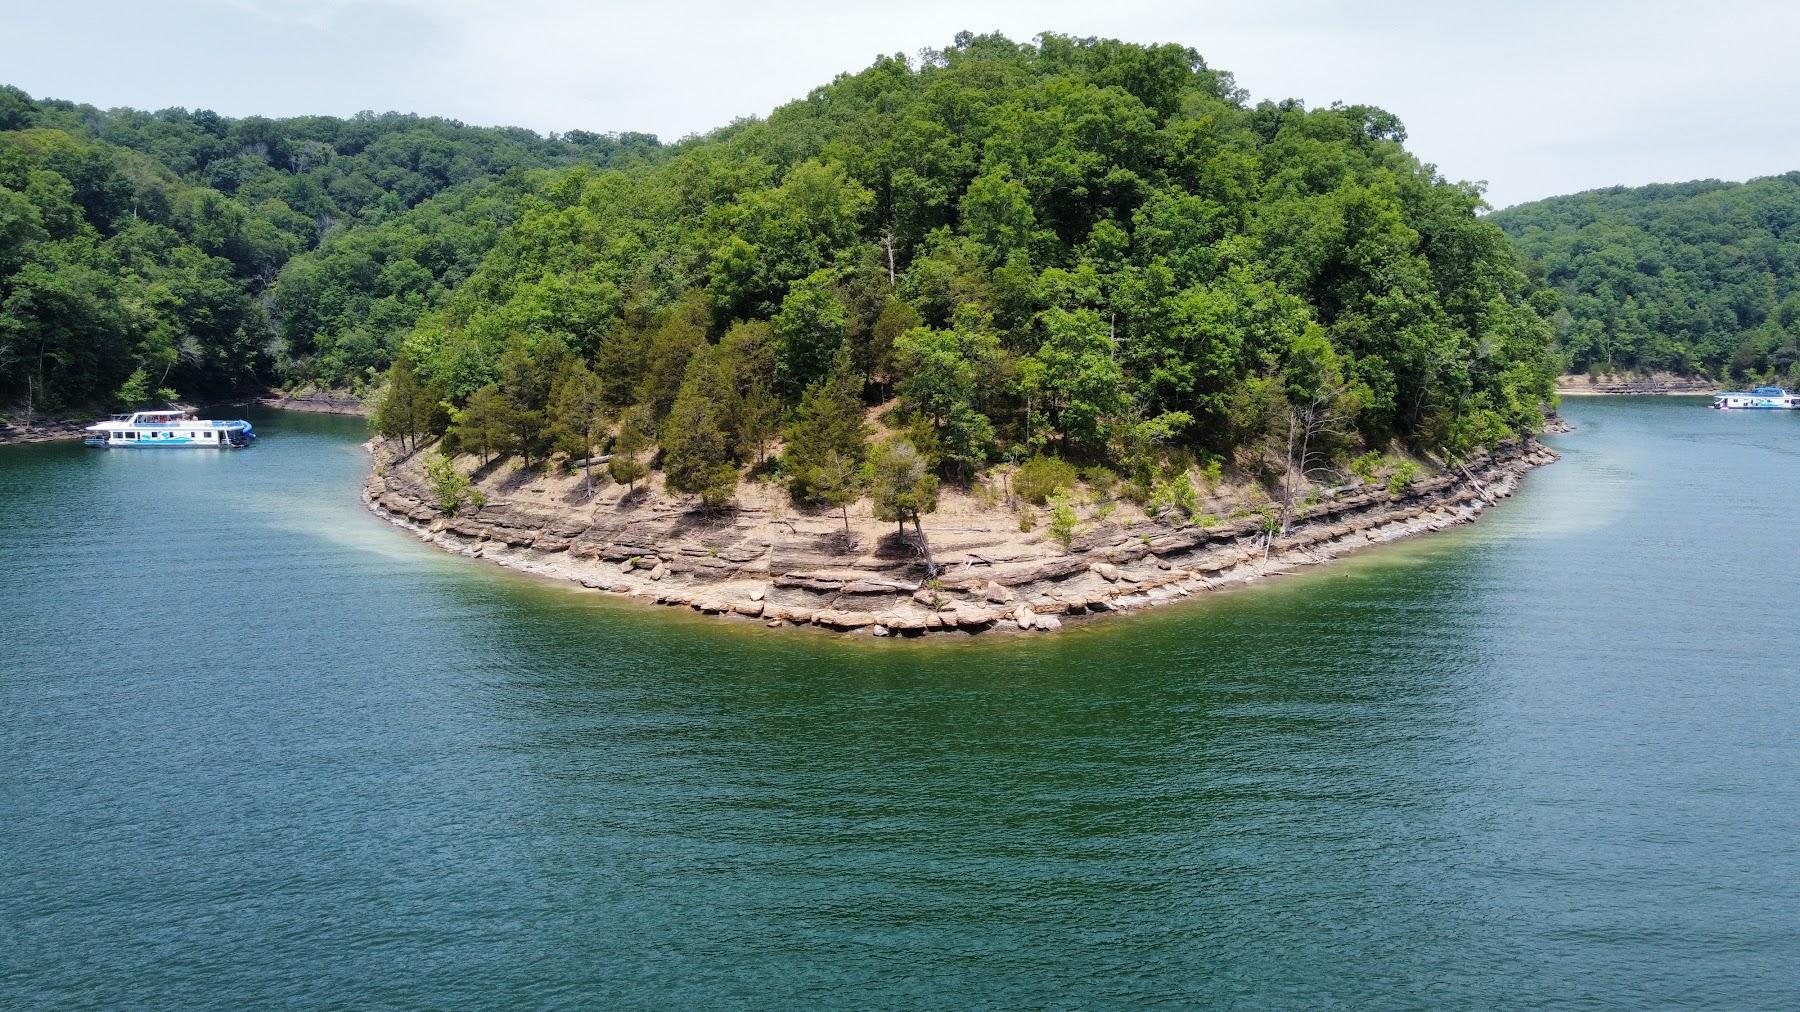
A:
[1017,506,1038,532]
[1047,490,1079,550]
[1260,509,1282,536]
[1387,460,1422,495]
[1014,455,1079,505]
[424,452,474,515]
[1349,451,1384,482]
[1148,474,1198,521]
[1197,455,1223,490]
[1161,447,1196,479]
[1080,465,1118,501]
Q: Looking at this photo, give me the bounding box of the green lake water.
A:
[3,398,1797,1008]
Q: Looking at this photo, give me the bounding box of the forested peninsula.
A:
[6,33,1569,632]
[1494,173,1800,383]
[345,33,1564,634]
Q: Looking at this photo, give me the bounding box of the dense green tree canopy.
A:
[1493,173,1800,380]
[5,32,1560,503]
[0,84,660,410]
[395,32,1556,493]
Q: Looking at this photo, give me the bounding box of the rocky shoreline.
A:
[0,418,90,446]
[256,391,368,415]
[1555,372,1714,396]
[363,438,1559,638]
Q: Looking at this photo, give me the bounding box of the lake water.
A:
[3,398,1797,1008]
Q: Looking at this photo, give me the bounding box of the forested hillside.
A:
[0,85,658,415]
[375,32,1556,515]
[5,32,1562,520]
[1493,173,1800,380]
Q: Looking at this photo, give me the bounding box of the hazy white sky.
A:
[5,0,1797,208]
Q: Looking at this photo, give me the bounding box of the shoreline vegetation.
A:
[363,431,1559,637]
[1494,174,1800,385]
[9,34,1584,629]
[337,32,1574,643]
[256,389,368,416]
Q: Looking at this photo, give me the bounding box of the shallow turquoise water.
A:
[3,399,1797,1008]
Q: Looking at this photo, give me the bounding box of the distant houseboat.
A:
[84,410,256,447]
[1711,387,1800,410]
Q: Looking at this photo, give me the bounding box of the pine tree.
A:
[607,407,651,491]
[496,333,566,466]
[812,449,866,544]
[870,436,939,540]
[449,383,510,465]
[375,355,433,453]
[550,358,608,496]
[783,345,869,503]
[114,367,151,409]
[661,352,739,508]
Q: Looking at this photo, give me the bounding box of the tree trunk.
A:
[913,515,937,576]
[1281,413,1298,535]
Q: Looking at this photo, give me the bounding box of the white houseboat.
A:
[84,410,257,448]
[1711,386,1800,410]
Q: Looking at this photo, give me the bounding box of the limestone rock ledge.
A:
[362,440,1558,638]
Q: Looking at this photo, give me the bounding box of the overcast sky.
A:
[5,0,1797,209]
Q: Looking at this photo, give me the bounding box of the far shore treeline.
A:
[0,85,660,414]
[1493,173,1800,380]
[5,32,1786,502]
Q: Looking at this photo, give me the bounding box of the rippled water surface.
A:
[3,399,1798,1008]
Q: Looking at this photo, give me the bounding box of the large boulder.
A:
[952,604,996,629]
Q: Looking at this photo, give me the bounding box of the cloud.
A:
[6,0,1798,207]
